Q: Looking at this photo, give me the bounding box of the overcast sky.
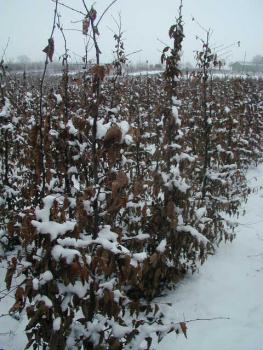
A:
[1,0,262,65]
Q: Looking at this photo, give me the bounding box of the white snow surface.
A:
[153,164,263,350]
[0,97,11,118]
[35,195,55,222]
[31,220,76,240]
[177,225,209,244]
[53,317,61,331]
[156,238,167,253]
[1,165,263,349]
[67,119,78,135]
[54,93,62,104]
[39,270,53,285]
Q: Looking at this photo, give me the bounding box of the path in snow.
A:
[154,164,263,350]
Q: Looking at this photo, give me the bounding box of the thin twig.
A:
[64,28,82,32]
[0,331,13,336]
[247,253,263,258]
[38,0,59,200]
[0,280,26,300]
[185,317,230,323]
[1,37,10,61]
[111,12,122,31]
[126,49,143,58]
[157,38,170,48]
[191,14,209,34]
[97,0,119,27]
[239,219,263,226]
[51,0,85,15]
[150,316,230,328]
[71,19,83,24]
[217,50,233,58]
[215,42,238,54]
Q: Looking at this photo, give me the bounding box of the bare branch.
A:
[38,0,59,200]
[51,0,85,15]
[70,19,83,24]
[191,15,209,34]
[97,0,119,27]
[126,49,143,58]
[1,37,10,62]
[81,0,89,14]
[157,37,170,48]
[111,12,122,32]
[185,317,230,323]
[0,331,13,336]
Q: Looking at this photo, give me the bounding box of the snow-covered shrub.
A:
[2,1,263,348]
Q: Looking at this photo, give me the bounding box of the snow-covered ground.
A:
[154,164,263,350]
[1,165,263,349]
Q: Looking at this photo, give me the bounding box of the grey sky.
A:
[1,0,262,65]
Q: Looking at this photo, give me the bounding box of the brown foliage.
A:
[104,125,122,147]
[42,38,55,62]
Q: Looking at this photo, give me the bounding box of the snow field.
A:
[154,164,263,350]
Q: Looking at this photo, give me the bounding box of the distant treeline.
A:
[6,61,166,75]
[6,61,85,74]
[6,60,231,76]
[230,62,263,74]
